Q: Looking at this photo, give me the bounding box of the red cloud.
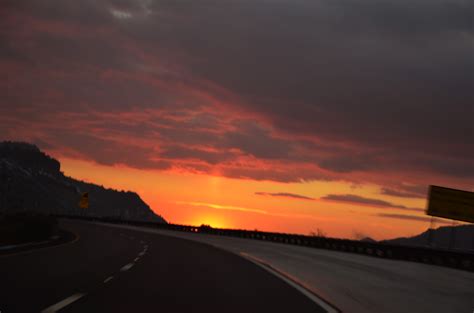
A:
[1,0,473,195]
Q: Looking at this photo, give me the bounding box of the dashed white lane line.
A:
[120,263,134,272]
[42,240,148,312]
[41,293,86,313]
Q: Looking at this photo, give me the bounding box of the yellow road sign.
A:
[79,192,89,209]
[427,185,474,223]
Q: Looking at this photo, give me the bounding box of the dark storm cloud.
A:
[220,122,294,160]
[160,146,233,165]
[1,0,473,185]
[49,131,170,170]
[318,154,379,173]
[322,194,424,212]
[255,192,315,201]
[137,0,474,161]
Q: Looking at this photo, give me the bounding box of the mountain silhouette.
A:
[0,141,166,223]
[383,224,474,251]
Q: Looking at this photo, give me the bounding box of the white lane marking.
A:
[240,252,340,313]
[120,263,134,272]
[104,276,114,283]
[0,240,50,250]
[41,293,85,313]
[134,257,140,262]
[139,251,146,256]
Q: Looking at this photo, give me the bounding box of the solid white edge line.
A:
[41,293,85,313]
[240,252,340,313]
[104,276,114,283]
[120,263,134,271]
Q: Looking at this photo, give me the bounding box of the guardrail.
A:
[57,215,474,272]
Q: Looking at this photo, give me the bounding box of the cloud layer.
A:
[1,0,473,193]
[255,192,316,201]
[321,194,424,212]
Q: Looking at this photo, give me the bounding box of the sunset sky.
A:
[1,0,472,240]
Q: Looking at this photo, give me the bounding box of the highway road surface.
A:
[108,223,474,313]
[0,220,330,313]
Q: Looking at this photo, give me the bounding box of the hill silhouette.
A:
[0,141,166,223]
[383,224,474,251]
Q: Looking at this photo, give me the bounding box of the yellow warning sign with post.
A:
[427,185,474,223]
[79,192,89,209]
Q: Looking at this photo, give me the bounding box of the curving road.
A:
[0,220,328,313]
[112,224,474,313]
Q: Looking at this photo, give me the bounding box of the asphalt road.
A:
[0,220,326,313]
[128,226,474,313]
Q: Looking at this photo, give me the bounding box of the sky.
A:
[1,0,473,240]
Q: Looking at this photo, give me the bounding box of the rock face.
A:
[0,142,60,173]
[0,141,166,223]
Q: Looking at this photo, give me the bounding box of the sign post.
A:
[427,216,435,247]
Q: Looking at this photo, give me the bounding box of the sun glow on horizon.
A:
[58,156,433,240]
[190,214,231,229]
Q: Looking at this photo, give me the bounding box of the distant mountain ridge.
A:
[383,224,474,251]
[0,141,166,223]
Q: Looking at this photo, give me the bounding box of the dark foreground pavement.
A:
[0,220,326,313]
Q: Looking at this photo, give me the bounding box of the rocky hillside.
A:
[0,142,166,223]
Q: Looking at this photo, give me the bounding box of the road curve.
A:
[0,220,327,313]
[113,225,474,313]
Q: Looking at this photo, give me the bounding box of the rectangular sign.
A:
[427,185,474,223]
[79,192,89,209]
